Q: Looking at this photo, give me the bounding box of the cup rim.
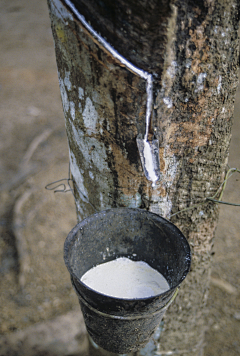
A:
[64,208,191,302]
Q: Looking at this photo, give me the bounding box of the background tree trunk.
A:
[48,0,239,354]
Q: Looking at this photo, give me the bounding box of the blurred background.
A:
[0,1,239,355]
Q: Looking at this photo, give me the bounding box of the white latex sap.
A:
[81,257,169,299]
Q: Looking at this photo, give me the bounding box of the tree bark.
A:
[48,0,239,354]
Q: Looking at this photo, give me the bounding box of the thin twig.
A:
[170,202,206,217]
[206,198,240,206]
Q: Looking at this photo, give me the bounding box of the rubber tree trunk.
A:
[47,0,239,355]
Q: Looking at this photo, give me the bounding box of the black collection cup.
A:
[64,208,191,354]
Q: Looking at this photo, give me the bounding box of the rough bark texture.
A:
[48,0,239,354]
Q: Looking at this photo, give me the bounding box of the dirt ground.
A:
[0,1,239,355]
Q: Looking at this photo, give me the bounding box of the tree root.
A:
[13,189,33,289]
[0,129,53,192]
